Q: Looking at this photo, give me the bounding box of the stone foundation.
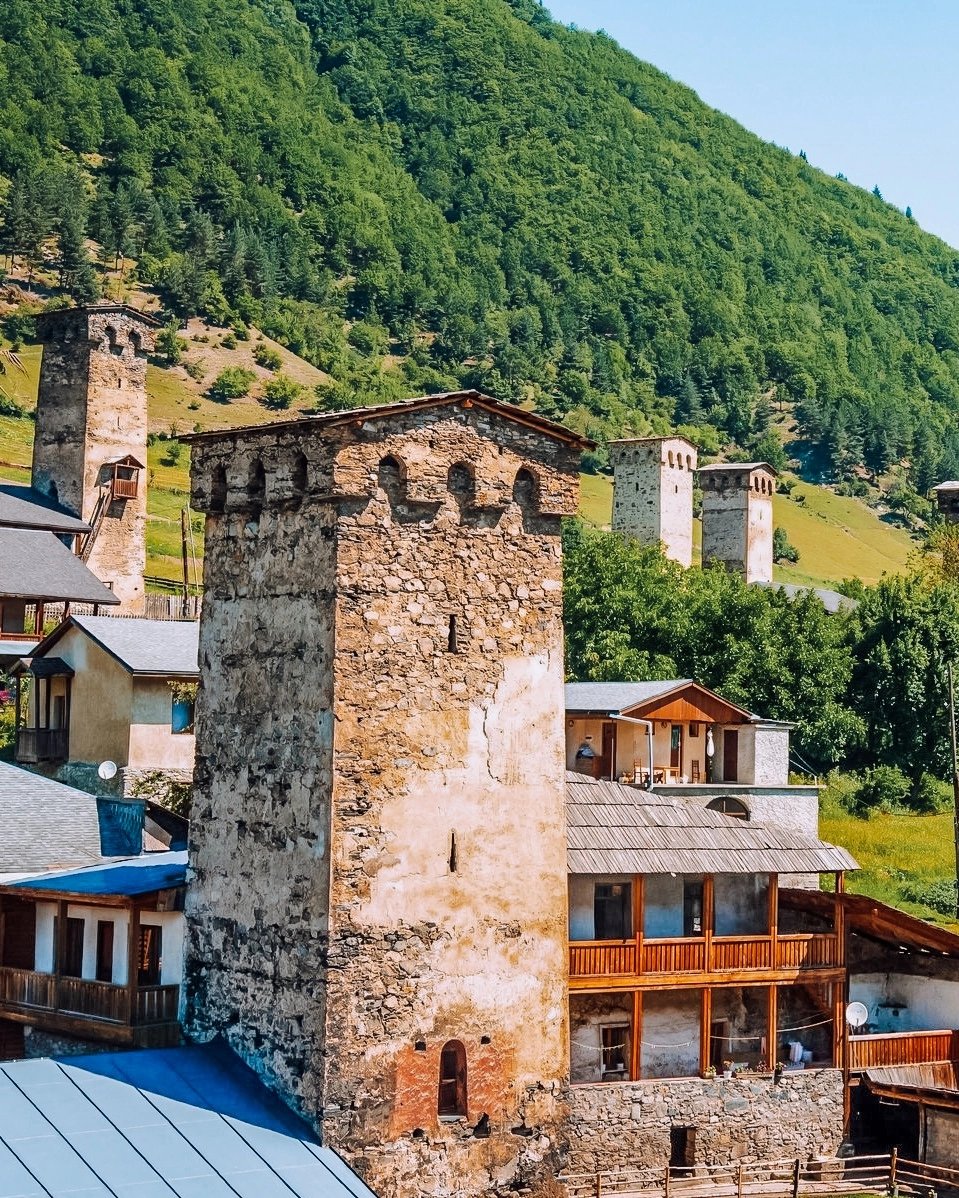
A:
[566,1071,844,1174]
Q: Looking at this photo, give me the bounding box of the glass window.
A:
[594,883,632,939]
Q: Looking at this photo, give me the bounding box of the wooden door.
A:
[670,725,682,771]
[600,721,617,780]
[723,729,739,781]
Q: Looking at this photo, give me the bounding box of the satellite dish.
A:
[97,760,118,781]
[846,1001,868,1029]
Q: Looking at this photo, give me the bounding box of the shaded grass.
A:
[819,809,959,930]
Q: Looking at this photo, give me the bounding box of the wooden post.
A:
[634,874,644,975]
[55,898,67,1011]
[768,873,779,968]
[126,902,140,1026]
[630,990,642,1081]
[791,1158,801,1198]
[767,985,778,1070]
[180,508,192,616]
[703,875,715,972]
[664,1161,670,1198]
[737,1163,744,1198]
[594,1172,602,1198]
[890,1146,898,1196]
[949,663,959,920]
[701,987,713,1075]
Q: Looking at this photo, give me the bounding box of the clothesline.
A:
[573,1015,835,1054]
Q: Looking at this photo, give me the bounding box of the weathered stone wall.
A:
[610,437,697,567]
[185,398,582,1197]
[700,467,775,585]
[566,1071,843,1173]
[34,306,153,611]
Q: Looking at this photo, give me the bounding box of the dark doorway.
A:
[670,725,682,772]
[0,900,36,969]
[723,730,739,781]
[62,918,84,978]
[683,880,705,936]
[95,921,114,983]
[599,721,617,780]
[670,1126,696,1174]
[594,883,632,940]
[137,925,162,986]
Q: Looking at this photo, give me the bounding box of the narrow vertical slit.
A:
[449,831,458,873]
[447,613,458,653]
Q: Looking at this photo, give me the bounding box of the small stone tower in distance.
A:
[699,462,777,583]
[185,392,589,1198]
[933,481,959,523]
[32,304,158,611]
[609,435,698,565]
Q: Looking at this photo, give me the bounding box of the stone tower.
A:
[699,462,777,583]
[32,304,158,611]
[609,435,698,565]
[184,392,588,1198]
[933,481,959,523]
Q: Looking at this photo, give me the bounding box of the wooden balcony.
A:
[111,476,139,500]
[0,966,179,1046]
[569,931,842,986]
[15,727,69,764]
[848,1028,959,1071]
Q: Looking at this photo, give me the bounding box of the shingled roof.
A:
[565,773,856,875]
[35,615,199,676]
[0,528,119,604]
[0,762,104,876]
[0,484,89,534]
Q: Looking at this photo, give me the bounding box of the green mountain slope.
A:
[3,0,959,486]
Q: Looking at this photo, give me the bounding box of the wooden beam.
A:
[634,875,644,970]
[700,987,712,1074]
[127,903,140,1025]
[703,875,715,970]
[630,990,642,1082]
[767,984,778,1069]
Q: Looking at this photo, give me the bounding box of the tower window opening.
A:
[247,459,266,506]
[447,614,459,653]
[438,1040,468,1118]
[448,831,458,873]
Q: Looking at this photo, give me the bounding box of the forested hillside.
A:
[3,0,959,485]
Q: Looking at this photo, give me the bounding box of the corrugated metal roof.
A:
[55,614,200,675]
[0,762,104,874]
[0,1046,379,1197]
[565,680,691,714]
[565,774,856,875]
[0,528,120,603]
[0,484,89,534]
[11,851,188,897]
[754,580,857,614]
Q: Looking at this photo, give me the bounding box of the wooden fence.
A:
[569,933,841,980]
[560,1151,958,1198]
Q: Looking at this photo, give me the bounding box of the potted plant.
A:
[722,1059,733,1078]
[773,1061,785,1084]
[703,1064,716,1079]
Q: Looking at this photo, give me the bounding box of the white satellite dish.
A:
[846,1001,868,1029]
[97,760,118,781]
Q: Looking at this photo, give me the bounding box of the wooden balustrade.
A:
[0,967,179,1028]
[848,1028,959,1071]
[641,937,707,974]
[15,727,69,764]
[569,932,841,980]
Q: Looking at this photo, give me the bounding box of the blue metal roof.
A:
[0,1044,380,1197]
[12,856,187,897]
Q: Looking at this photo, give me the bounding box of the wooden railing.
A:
[848,1028,959,1071]
[15,727,69,764]
[111,476,139,500]
[0,967,179,1027]
[570,933,841,980]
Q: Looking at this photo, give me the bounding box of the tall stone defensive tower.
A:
[699,462,777,584]
[32,304,158,611]
[184,392,589,1197]
[609,435,698,565]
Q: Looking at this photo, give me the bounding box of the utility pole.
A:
[949,663,959,920]
[180,507,191,618]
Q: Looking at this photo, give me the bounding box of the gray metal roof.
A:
[50,615,200,676]
[754,580,857,614]
[698,461,778,476]
[565,680,692,714]
[0,762,104,874]
[0,528,120,604]
[565,773,857,875]
[0,1047,379,1197]
[0,484,89,534]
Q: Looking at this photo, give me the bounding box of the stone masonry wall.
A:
[34,306,153,611]
[567,1071,844,1174]
[700,468,775,585]
[186,397,582,1198]
[610,437,697,567]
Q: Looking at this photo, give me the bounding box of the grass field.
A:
[577,472,916,587]
[820,808,959,929]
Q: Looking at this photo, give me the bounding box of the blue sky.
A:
[544,0,959,248]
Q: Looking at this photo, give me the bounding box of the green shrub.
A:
[773,526,800,564]
[261,374,304,410]
[163,439,183,466]
[220,333,237,350]
[900,878,957,916]
[253,343,282,370]
[184,358,206,382]
[208,366,256,402]
[912,772,953,814]
[856,765,912,814]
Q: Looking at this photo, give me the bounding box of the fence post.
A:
[792,1158,801,1198]
[593,1173,601,1198]
[737,1163,744,1198]
[890,1147,898,1197]
[664,1164,670,1198]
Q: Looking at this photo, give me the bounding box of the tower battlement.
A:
[609,435,698,565]
[700,462,777,584]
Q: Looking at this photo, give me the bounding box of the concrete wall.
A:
[641,990,701,1078]
[925,1108,959,1167]
[45,625,134,765]
[567,1070,844,1172]
[700,468,775,585]
[609,438,697,567]
[850,972,959,1034]
[128,678,195,771]
[34,307,153,611]
[186,402,582,1198]
[570,993,633,1084]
